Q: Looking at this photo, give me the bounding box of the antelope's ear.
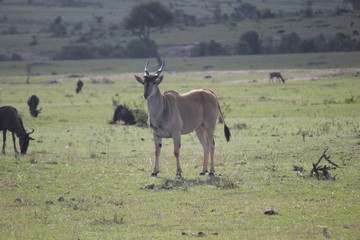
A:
[155,75,164,85]
[134,75,144,85]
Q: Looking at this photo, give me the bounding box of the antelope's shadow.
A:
[143,175,238,190]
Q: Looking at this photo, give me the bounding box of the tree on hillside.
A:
[237,31,262,54]
[235,3,257,20]
[190,40,228,57]
[48,16,67,37]
[278,32,301,53]
[123,1,174,65]
[328,32,354,51]
[344,0,360,10]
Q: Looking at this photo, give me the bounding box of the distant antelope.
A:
[269,72,285,84]
[134,60,231,177]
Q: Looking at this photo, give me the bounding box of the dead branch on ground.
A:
[311,148,339,180]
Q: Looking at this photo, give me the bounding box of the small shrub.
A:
[48,16,67,37]
[257,8,275,18]
[101,78,114,84]
[126,39,156,58]
[233,123,248,130]
[191,40,228,57]
[29,36,38,46]
[133,109,148,127]
[11,53,22,61]
[344,96,359,104]
[2,25,19,35]
[208,176,238,190]
[54,45,92,60]
[0,53,22,61]
[323,98,338,105]
[304,7,313,17]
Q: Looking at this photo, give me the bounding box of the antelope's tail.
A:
[218,103,231,142]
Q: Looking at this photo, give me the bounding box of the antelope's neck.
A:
[146,89,164,122]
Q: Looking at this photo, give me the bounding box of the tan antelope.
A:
[269,72,285,84]
[134,60,231,177]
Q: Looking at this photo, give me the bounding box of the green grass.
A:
[0,51,360,78]
[0,61,359,239]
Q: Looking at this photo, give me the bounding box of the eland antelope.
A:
[134,60,231,177]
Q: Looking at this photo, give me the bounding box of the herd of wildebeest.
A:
[0,63,285,177]
[0,77,142,154]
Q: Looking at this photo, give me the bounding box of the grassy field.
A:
[0,53,359,239]
[1,51,360,78]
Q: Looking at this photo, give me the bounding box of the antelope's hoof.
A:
[199,170,208,175]
[209,172,215,176]
[151,172,159,177]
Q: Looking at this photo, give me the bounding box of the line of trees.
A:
[53,1,360,60]
[190,31,360,57]
[54,30,360,60]
[53,39,156,60]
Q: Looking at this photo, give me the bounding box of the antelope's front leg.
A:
[152,134,162,176]
[172,133,182,178]
[11,132,18,154]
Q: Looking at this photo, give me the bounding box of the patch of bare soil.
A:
[52,68,360,85]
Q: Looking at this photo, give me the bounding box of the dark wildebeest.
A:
[269,72,285,84]
[0,106,35,154]
[76,79,84,93]
[110,105,137,125]
[27,95,41,117]
[134,60,231,177]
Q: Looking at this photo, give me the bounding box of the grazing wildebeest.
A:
[27,95,41,117]
[0,106,35,154]
[269,72,285,84]
[76,79,84,93]
[134,60,231,177]
[110,105,137,125]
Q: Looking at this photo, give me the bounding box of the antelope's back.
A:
[176,89,219,126]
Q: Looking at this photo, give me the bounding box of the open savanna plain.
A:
[0,54,360,239]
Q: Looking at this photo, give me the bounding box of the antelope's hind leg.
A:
[195,127,210,175]
[206,128,216,176]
